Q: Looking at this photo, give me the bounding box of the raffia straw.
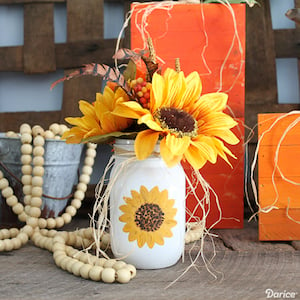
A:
[249,111,300,222]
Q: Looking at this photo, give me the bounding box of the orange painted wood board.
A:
[258,113,300,240]
[131,3,245,229]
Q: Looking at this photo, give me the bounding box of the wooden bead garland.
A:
[0,123,96,252]
[31,228,136,283]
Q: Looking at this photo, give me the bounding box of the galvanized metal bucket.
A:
[0,133,83,227]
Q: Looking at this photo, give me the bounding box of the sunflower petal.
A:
[134,130,160,160]
[160,137,183,167]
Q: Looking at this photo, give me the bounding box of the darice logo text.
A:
[265,289,298,299]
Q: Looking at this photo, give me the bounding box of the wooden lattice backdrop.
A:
[0,0,299,205]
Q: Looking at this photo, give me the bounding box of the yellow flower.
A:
[62,86,133,143]
[113,68,239,170]
[119,185,177,249]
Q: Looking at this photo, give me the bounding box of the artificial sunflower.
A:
[113,67,239,170]
[119,185,177,249]
[62,86,133,144]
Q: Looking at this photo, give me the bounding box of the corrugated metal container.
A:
[0,133,83,227]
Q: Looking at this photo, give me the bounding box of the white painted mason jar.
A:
[109,138,186,269]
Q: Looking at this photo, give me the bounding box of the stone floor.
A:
[0,218,299,300]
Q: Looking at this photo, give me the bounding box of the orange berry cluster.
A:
[129,77,151,109]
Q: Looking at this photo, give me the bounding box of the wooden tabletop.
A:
[0,218,299,300]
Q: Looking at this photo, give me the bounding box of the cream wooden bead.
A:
[3,239,14,252]
[80,264,93,279]
[32,156,44,166]
[87,143,97,149]
[21,175,32,185]
[33,146,44,157]
[95,257,107,267]
[47,218,56,229]
[32,125,44,137]
[21,144,32,155]
[12,203,24,215]
[31,176,43,187]
[6,195,18,207]
[31,186,43,197]
[103,259,117,268]
[18,212,27,222]
[21,225,33,236]
[54,217,64,228]
[62,213,72,224]
[9,228,19,237]
[74,190,85,201]
[89,266,103,281]
[71,261,85,276]
[116,268,131,283]
[66,205,77,217]
[126,264,137,279]
[38,218,47,229]
[1,186,14,198]
[21,154,32,165]
[49,123,60,135]
[54,254,67,267]
[21,133,32,144]
[6,131,16,137]
[24,205,31,214]
[79,174,90,185]
[78,252,90,264]
[27,217,38,228]
[33,135,45,146]
[52,242,66,252]
[71,199,81,209]
[101,268,116,283]
[59,124,69,135]
[86,148,97,158]
[21,165,32,175]
[48,229,58,237]
[1,229,10,239]
[11,237,22,250]
[60,256,73,270]
[84,156,94,167]
[23,185,32,195]
[44,130,55,139]
[32,166,44,176]
[45,239,53,252]
[20,123,31,134]
[112,261,127,271]
[29,207,41,218]
[18,232,29,244]
[82,165,93,176]
[77,182,87,192]
[0,178,9,189]
[66,258,77,274]
[53,249,66,260]
[30,197,42,207]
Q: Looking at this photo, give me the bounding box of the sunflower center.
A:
[134,203,165,232]
[156,107,198,138]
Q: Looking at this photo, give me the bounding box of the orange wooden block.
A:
[131,3,245,228]
[258,113,300,240]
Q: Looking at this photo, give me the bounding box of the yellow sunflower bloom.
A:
[62,86,133,144]
[113,68,239,170]
[119,185,177,249]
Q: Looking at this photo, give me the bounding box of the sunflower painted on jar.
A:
[119,185,177,249]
